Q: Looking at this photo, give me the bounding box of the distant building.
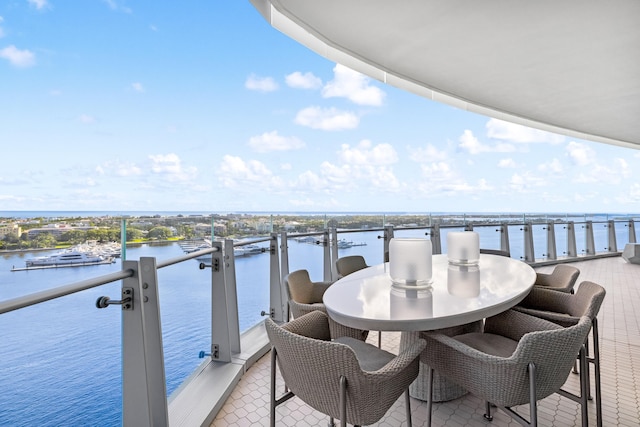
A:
[25,224,95,239]
[0,223,21,239]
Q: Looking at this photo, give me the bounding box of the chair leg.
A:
[405,389,412,427]
[425,367,434,427]
[592,318,603,427]
[378,330,382,348]
[584,336,592,400]
[270,348,277,427]
[528,362,538,427]
[339,376,347,427]
[484,401,493,421]
[578,346,589,427]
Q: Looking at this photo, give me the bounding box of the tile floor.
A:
[213,256,640,426]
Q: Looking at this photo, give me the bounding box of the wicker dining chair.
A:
[479,248,511,257]
[284,269,368,341]
[421,309,593,427]
[534,264,580,293]
[266,311,426,427]
[515,281,606,427]
[336,255,368,278]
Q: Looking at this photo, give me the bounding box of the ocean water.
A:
[0,223,633,426]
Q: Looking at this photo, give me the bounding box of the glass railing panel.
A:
[335,230,386,265]
[234,240,271,332]
[507,224,525,261]
[614,221,633,247]
[554,223,569,258]
[592,221,610,253]
[575,222,588,255]
[286,233,329,281]
[0,250,123,426]
[472,224,502,251]
[326,213,384,230]
[530,223,547,260]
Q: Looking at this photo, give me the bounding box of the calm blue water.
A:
[0,223,635,426]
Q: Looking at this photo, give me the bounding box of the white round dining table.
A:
[323,254,536,332]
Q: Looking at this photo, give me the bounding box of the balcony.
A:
[1,214,639,426]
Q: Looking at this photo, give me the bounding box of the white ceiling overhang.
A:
[250,0,640,149]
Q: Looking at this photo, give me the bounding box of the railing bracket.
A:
[95,287,133,310]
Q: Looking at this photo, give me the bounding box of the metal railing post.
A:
[210,240,232,362]
[585,221,596,255]
[122,258,169,427]
[500,223,511,255]
[272,232,286,322]
[430,224,441,255]
[545,221,557,260]
[566,221,577,257]
[607,220,618,252]
[330,228,339,280]
[223,239,240,354]
[322,228,331,281]
[523,222,535,262]
[628,219,636,243]
[383,225,394,262]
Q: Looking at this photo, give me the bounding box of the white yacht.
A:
[25,250,108,267]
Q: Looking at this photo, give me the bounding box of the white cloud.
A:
[218,155,283,189]
[280,163,292,171]
[498,158,517,168]
[149,24,158,31]
[0,45,36,67]
[98,161,142,177]
[408,144,448,162]
[248,130,304,152]
[149,153,197,181]
[566,141,594,166]
[509,172,547,192]
[78,114,96,124]
[459,130,515,154]
[28,0,49,10]
[538,158,563,174]
[337,140,398,166]
[245,74,278,92]
[103,0,132,13]
[285,71,322,89]
[486,118,566,144]
[0,16,4,39]
[295,106,359,131]
[322,64,385,106]
[573,158,630,185]
[131,82,144,92]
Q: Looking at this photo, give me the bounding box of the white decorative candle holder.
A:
[447,231,480,266]
[389,238,433,290]
[447,264,480,298]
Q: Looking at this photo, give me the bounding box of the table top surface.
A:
[323,254,536,331]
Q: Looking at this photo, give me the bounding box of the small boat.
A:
[25,251,108,267]
[234,244,264,257]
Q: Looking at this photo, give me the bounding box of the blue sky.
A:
[1,0,639,214]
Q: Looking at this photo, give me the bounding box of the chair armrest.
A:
[288,299,326,319]
[484,309,561,341]
[519,286,572,313]
[514,306,580,328]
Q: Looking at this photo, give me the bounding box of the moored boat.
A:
[25,250,109,267]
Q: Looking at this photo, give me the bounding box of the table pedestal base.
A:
[400,321,483,402]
